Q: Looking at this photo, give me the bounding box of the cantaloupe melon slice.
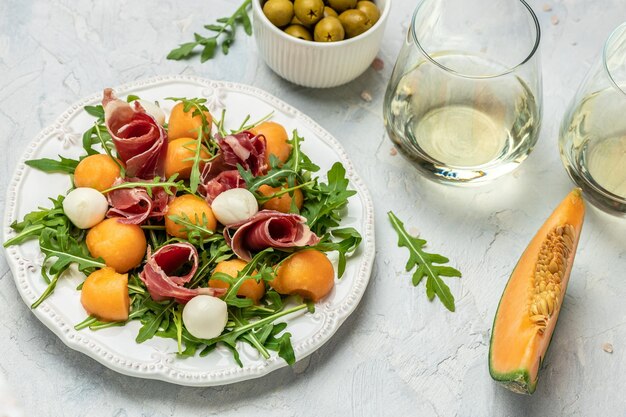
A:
[489,189,585,394]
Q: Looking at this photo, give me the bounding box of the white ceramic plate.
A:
[2,75,375,386]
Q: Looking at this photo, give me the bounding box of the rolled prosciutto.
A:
[106,178,171,224]
[219,131,267,176]
[224,210,320,261]
[102,88,167,179]
[203,170,246,203]
[139,243,225,304]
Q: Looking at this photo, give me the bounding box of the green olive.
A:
[338,9,372,38]
[284,24,313,41]
[263,0,295,28]
[323,6,338,17]
[313,16,345,42]
[294,0,325,26]
[328,0,357,13]
[356,1,380,25]
[290,15,309,27]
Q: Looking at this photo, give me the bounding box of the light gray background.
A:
[1,1,626,416]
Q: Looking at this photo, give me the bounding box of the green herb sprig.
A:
[167,0,252,63]
[388,211,462,312]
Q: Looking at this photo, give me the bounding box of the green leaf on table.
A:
[167,42,198,60]
[166,0,252,63]
[204,24,223,32]
[240,11,252,35]
[200,38,217,63]
[387,211,461,312]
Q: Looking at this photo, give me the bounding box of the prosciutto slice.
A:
[224,210,321,261]
[102,88,168,179]
[139,243,225,304]
[219,131,267,176]
[203,170,246,203]
[106,178,171,224]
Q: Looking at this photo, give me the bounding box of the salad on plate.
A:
[3,88,361,366]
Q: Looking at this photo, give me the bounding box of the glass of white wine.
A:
[383,0,542,183]
[560,23,626,214]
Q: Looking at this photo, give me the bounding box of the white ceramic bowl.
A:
[253,0,391,88]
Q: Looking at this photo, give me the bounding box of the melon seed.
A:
[548,260,558,273]
[528,224,574,333]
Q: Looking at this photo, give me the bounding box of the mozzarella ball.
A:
[134,99,166,125]
[63,187,109,229]
[182,295,228,339]
[211,188,259,226]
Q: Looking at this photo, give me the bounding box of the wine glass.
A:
[383,0,542,184]
[559,22,626,214]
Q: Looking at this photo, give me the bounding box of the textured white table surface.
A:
[1,1,626,416]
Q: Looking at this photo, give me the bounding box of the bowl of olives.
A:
[252,0,390,88]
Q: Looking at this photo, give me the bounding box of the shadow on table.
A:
[586,204,626,252]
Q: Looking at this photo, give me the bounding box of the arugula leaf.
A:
[264,324,295,365]
[238,165,300,193]
[222,249,275,307]
[166,0,252,63]
[231,111,274,134]
[4,196,67,247]
[39,227,105,275]
[311,227,362,277]
[31,227,105,308]
[82,123,113,156]
[84,105,105,120]
[188,130,206,194]
[302,162,357,235]
[126,94,141,103]
[101,174,186,197]
[136,300,176,343]
[167,212,219,249]
[210,303,307,367]
[173,305,184,354]
[387,211,462,312]
[167,42,198,60]
[92,121,126,178]
[285,130,320,174]
[25,155,79,174]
